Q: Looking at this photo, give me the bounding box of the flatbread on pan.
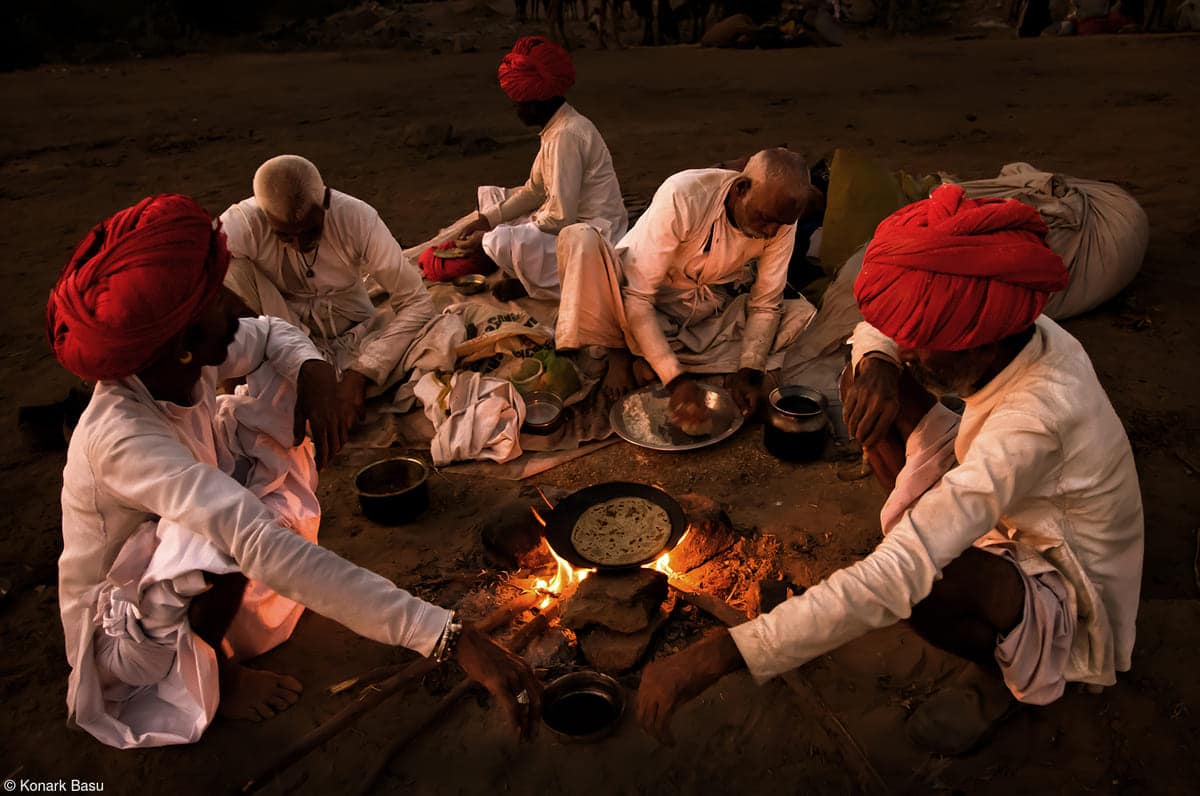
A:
[570,497,672,566]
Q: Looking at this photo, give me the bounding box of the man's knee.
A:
[919,548,1025,634]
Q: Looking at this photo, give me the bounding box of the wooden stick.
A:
[242,591,540,794]
[359,601,561,795]
[669,578,891,796]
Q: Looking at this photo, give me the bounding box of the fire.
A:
[533,545,592,609]
[529,524,691,608]
[647,529,688,579]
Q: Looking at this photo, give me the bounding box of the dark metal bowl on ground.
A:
[521,390,565,435]
[764,385,829,462]
[542,671,625,743]
[354,457,431,525]
[452,273,488,294]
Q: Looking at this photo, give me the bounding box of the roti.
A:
[571,497,672,566]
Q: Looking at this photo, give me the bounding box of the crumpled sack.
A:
[448,303,554,369]
[414,371,525,466]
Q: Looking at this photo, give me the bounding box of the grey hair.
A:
[253,155,325,224]
[741,147,810,199]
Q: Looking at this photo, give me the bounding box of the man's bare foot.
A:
[492,277,528,302]
[600,349,636,402]
[218,662,303,722]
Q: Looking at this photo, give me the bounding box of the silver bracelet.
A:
[432,612,464,663]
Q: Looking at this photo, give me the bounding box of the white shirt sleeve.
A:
[849,321,902,373]
[348,209,437,385]
[621,184,691,386]
[741,225,808,372]
[484,149,549,228]
[216,317,323,385]
[729,409,1061,682]
[91,424,451,655]
[529,131,585,234]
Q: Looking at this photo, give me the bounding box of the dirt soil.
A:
[2,26,1200,796]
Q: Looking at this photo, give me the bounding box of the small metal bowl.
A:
[542,671,625,743]
[452,273,488,295]
[354,457,431,525]
[521,390,564,435]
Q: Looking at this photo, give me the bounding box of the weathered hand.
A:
[637,629,744,745]
[454,230,487,253]
[843,356,901,449]
[336,369,369,429]
[727,368,764,418]
[293,359,350,469]
[455,624,542,739]
[668,377,709,430]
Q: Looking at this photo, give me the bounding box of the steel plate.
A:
[609,382,744,452]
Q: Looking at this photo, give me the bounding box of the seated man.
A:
[50,195,538,748]
[555,148,818,421]
[222,155,440,434]
[636,185,1144,754]
[455,35,627,302]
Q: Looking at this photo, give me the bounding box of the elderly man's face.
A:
[186,287,244,368]
[898,346,995,398]
[730,179,804,239]
[266,202,325,253]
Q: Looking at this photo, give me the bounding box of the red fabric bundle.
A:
[418,241,490,282]
[498,35,575,103]
[853,184,1068,351]
[46,194,229,381]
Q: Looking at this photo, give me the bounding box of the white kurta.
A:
[557,169,816,385]
[59,317,450,748]
[221,190,436,388]
[481,102,627,300]
[731,317,1144,690]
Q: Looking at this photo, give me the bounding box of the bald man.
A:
[221,156,440,428]
[555,148,818,420]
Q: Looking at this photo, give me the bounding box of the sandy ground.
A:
[2,26,1200,795]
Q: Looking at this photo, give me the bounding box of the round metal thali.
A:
[609,382,744,452]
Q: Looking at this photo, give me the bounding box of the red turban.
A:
[853,184,1068,351]
[498,36,575,103]
[46,194,229,381]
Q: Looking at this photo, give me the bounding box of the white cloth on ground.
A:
[413,371,526,466]
[221,189,437,388]
[60,317,451,749]
[730,317,1143,691]
[556,169,817,384]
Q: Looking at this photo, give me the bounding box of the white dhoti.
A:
[555,224,815,375]
[879,404,1079,704]
[478,185,562,301]
[69,368,319,748]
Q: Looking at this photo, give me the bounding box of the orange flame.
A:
[530,526,691,607]
[534,545,593,609]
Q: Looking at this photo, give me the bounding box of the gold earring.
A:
[179,351,193,365]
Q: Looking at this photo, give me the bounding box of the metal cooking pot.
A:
[354,457,431,525]
[541,481,688,571]
[542,671,625,743]
[764,386,829,462]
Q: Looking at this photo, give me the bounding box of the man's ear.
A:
[734,177,752,198]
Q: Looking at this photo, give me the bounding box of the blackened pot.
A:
[354,457,431,525]
[764,386,829,462]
